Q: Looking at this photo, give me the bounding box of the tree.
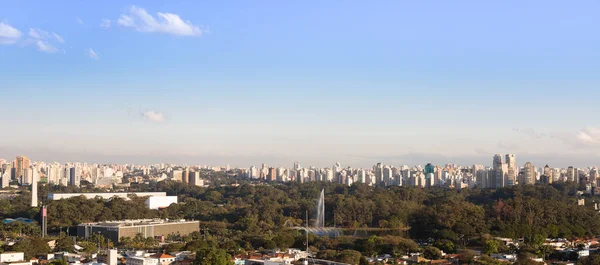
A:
[434,239,456,253]
[458,249,477,264]
[55,234,75,252]
[483,240,499,255]
[78,241,98,256]
[194,247,233,265]
[422,246,442,260]
[337,250,362,264]
[12,237,52,259]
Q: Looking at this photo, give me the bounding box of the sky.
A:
[1,1,600,168]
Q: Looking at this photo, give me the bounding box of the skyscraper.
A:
[567,166,576,182]
[268,167,277,182]
[424,163,435,175]
[383,166,393,186]
[542,165,553,184]
[590,168,599,187]
[375,163,384,186]
[505,154,516,186]
[15,156,30,183]
[69,167,77,186]
[492,154,507,188]
[522,162,535,185]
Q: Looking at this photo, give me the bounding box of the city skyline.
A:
[2,1,600,167]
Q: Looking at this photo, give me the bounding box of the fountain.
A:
[315,189,325,228]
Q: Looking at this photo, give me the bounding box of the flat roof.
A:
[78,219,198,228]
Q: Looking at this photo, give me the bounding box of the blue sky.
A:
[1,1,600,167]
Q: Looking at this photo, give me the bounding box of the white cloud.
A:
[76,17,84,25]
[29,28,48,39]
[576,128,600,145]
[88,48,99,60]
[29,28,64,42]
[512,128,546,139]
[141,111,165,123]
[100,19,112,29]
[0,22,21,44]
[117,5,204,36]
[53,33,64,43]
[117,15,134,27]
[27,28,64,53]
[36,40,58,53]
[549,127,600,149]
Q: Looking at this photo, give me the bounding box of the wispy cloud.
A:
[76,17,84,25]
[141,111,165,123]
[27,28,64,53]
[512,128,546,139]
[100,19,111,29]
[117,5,204,36]
[52,33,64,43]
[0,22,22,44]
[575,127,600,146]
[547,127,600,150]
[88,48,99,60]
[36,40,58,53]
[497,141,519,150]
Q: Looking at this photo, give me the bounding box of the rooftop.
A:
[78,219,198,228]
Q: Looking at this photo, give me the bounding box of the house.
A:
[150,254,175,265]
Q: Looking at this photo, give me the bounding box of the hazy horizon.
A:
[2,1,600,168]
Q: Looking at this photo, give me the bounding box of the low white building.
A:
[0,252,25,263]
[126,257,158,265]
[145,196,178,210]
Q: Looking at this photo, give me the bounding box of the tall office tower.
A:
[552,168,561,183]
[375,163,384,186]
[383,166,393,186]
[567,166,576,182]
[31,169,38,207]
[522,162,535,185]
[189,171,202,186]
[267,167,277,182]
[590,168,599,186]
[249,166,259,179]
[505,154,517,186]
[424,163,435,175]
[182,168,189,183]
[14,156,31,183]
[296,169,304,183]
[542,165,553,184]
[425,173,435,187]
[492,154,505,188]
[474,167,488,189]
[69,167,77,186]
[1,171,10,188]
[170,170,183,182]
[293,162,301,171]
[277,167,285,182]
[333,163,341,183]
[20,167,32,185]
[325,168,334,182]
